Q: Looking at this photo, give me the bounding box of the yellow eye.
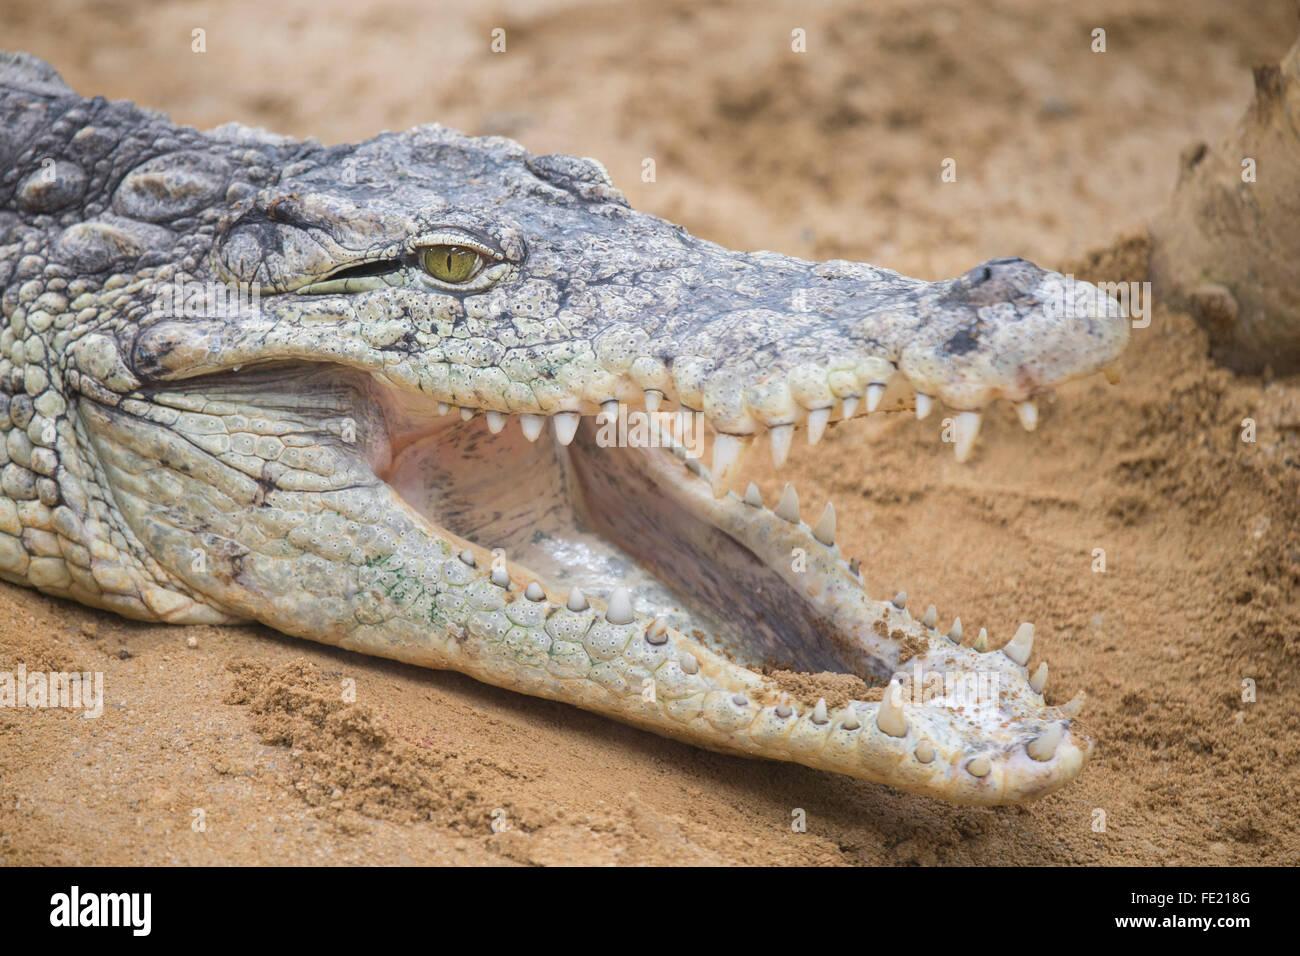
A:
[420,245,483,284]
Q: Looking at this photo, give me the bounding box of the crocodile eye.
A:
[420,245,483,284]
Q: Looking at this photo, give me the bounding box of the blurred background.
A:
[3,0,1293,278]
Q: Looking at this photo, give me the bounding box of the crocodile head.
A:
[2,56,1127,804]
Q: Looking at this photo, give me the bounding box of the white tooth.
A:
[915,739,936,763]
[743,482,763,508]
[866,383,885,412]
[645,617,669,645]
[710,434,748,496]
[1030,661,1048,694]
[812,698,829,724]
[774,703,793,719]
[841,395,860,419]
[679,652,698,675]
[807,406,831,445]
[775,482,800,523]
[974,627,989,652]
[553,412,580,446]
[731,694,748,707]
[840,706,861,730]
[948,617,963,643]
[566,588,588,612]
[1060,691,1086,717]
[921,604,937,628]
[915,393,933,420]
[967,756,991,778]
[1026,722,1063,762]
[458,549,476,567]
[1003,622,1034,666]
[606,586,634,625]
[459,406,475,421]
[812,502,836,547]
[486,410,507,434]
[876,679,908,738]
[599,399,619,425]
[768,424,794,468]
[1016,399,1038,432]
[490,567,510,588]
[524,581,545,601]
[952,410,983,463]
[891,590,907,610]
[520,414,545,442]
[437,402,450,416]
[644,390,662,413]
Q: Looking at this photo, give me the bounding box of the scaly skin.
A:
[0,53,1127,805]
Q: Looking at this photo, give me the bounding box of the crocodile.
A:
[0,52,1127,805]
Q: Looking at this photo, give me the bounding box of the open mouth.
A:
[382,395,891,683]
[336,371,1091,804]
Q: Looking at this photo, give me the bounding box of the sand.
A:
[1,0,1297,865]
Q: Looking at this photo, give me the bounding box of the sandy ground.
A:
[1,0,1298,865]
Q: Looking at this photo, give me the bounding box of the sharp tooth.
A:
[811,501,836,546]
[952,410,982,462]
[490,567,510,588]
[876,679,908,738]
[1026,722,1063,761]
[710,434,748,497]
[645,616,669,645]
[599,399,619,425]
[866,383,885,412]
[606,586,634,625]
[974,627,988,652]
[743,482,763,508]
[644,390,662,413]
[775,482,800,523]
[520,414,545,442]
[768,423,794,468]
[915,393,933,420]
[915,739,935,763]
[807,406,831,445]
[1003,622,1034,666]
[731,694,749,707]
[459,406,475,421]
[679,651,698,674]
[486,410,507,434]
[841,395,860,419]
[891,590,907,610]
[921,604,937,628]
[1060,691,1086,717]
[841,706,860,730]
[524,581,545,602]
[437,402,450,415]
[553,412,580,446]
[566,587,589,612]
[848,557,861,578]
[948,617,963,643]
[812,698,829,724]
[966,755,991,777]
[774,703,793,719]
[458,549,476,568]
[1016,399,1038,431]
[1030,661,1048,693]
[1104,362,1123,384]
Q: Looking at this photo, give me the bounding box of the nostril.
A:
[987,257,1027,266]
